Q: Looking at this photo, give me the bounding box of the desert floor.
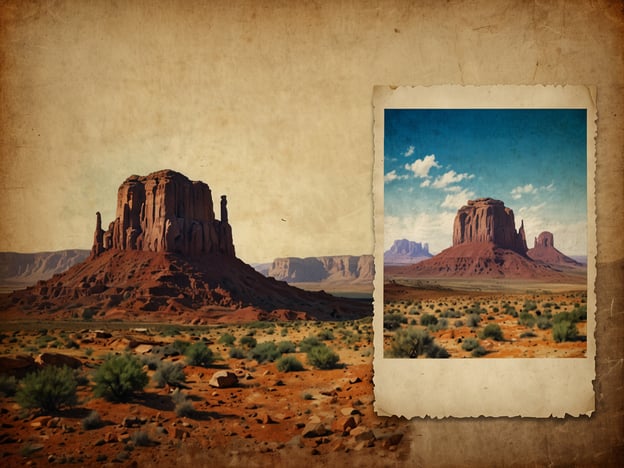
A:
[383,277,588,358]
[0,317,412,467]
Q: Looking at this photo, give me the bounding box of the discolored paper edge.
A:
[372,85,597,418]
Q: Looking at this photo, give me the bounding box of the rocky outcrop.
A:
[527,231,582,267]
[384,239,432,264]
[268,255,374,283]
[452,198,527,255]
[91,170,234,258]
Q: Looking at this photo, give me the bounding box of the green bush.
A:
[239,336,257,350]
[171,389,195,417]
[387,327,448,358]
[317,329,334,341]
[466,314,482,328]
[172,340,190,354]
[518,312,536,328]
[536,316,552,330]
[420,314,438,326]
[250,342,281,363]
[383,313,406,330]
[306,345,340,370]
[299,336,322,353]
[153,362,186,388]
[480,323,504,341]
[461,338,480,352]
[16,365,77,413]
[218,333,236,346]
[552,321,578,342]
[0,374,17,397]
[184,343,214,367]
[94,354,148,402]
[276,340,296,354]
[276,355,304,372]
[82,410,103,430]
[229,347,245,359]
[440,309,461,318]
[471,346,488,357]
[426,344,450,358]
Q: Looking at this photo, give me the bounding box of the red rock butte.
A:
[91,169,234,258]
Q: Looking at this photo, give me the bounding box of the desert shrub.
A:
[520,331,537,338]
[171,389,195,417]
[280,327,288,336]
[518,311,536,328]
[184,343,214,367]
[383,313,406,330]
[82,410,103,430]
[16,365,77,413]
[302,392,313,400]
[388,328,449,358]
[161,326,181,337]
[536,316,552,330]
[172,340,190,354]
[299,336,322,353]
[276,355,304,372]
[0,375,17,397]
[504,304,518,318]
[572,304,587,321]
[229,347,245,359]
[426,343,450,358]
[239,336,257,350]
[454,320,464,327]
[306,345,340,370]
[94,354,148,402]
[420,314,438,326]
[218,333,236,346]
[466,314,481,328]
[250,342,281,363]
[153,362,186,388]
[317,329,334,341]
[141,355,161,371]
[552,321,578,343]
[276,340,296,354]
[131,431,154,447]
[429,318,448,332]
[440,308,461,318]
[480,323,504,341]
[471,346,488,357]
[85,347,94,357]
[248,321,275,330]
[523,300,538,312]
[461,337,480,352]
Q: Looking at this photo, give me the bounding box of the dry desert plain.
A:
[0,316,412,467]
[383,274,588,359]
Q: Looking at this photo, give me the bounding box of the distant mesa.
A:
[527,231,582,267]
[384,239,432,265]
[267,255,374,283]
[1,169,370,322]
[398,198,580,279]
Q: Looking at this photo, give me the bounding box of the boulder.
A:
[302,422,330,438]
[36,353,82,369]
[209,370,238,388]
[0,354,38,378]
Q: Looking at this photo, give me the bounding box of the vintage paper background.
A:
[372,85,597,418]
[1,0,622,464]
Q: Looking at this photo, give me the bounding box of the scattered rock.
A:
[302,423,330,438]
[332,416,356,434]
[350,426,375,442]
[209,370,238,388]
[340,407,361,416]
[36,352,82,369]
[0,355,38,378]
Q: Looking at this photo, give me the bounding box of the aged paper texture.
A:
[373,85,596,418]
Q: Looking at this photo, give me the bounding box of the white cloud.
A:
[511,183,537,199]
[516,204,586,255]
[440,189,475,210]
[543,182,556,192]
[420,179,431,187]
[431,170,474,189]
[384,170,399,183]
[404,154,440,178]
[444,185,462,193]
[404,146,415,157]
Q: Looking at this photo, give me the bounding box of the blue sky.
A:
[384,109,588,256]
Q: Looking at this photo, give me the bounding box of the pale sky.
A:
[0,2,386,264]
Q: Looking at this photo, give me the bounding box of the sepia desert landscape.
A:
[0,170,411,466]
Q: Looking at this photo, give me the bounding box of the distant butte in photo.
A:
[1,170,371,323]
[384,239,432,265]
[397,198,580,279]
[527,231,583,267]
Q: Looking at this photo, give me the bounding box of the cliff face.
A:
[452,198,527,255]
[384,239,432,264]
[268,255,374,283]
[92,170,234,258]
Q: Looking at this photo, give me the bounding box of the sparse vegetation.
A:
[552,320,578,342]
[218,333,236,346]
[461,338,480,352]
[306,344,340,369]
[276,355,304,372]
[16,365,77,413]
[153,361,186,388]
[94,354,148,402]
[184,343,214,367]
[0,375,17,397]
[249,342,281,363]
[388,328,449,359]
[480,323,504,341]
[82,410,104,430]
